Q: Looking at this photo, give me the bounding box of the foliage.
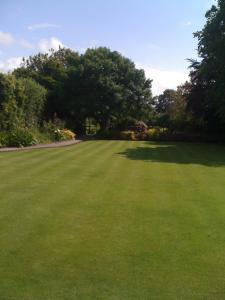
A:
[2,2,225,140]
[187,0,225,132]
[155,88,187,130]
[14,47,153,132]
[29,128,52,144]
[147,128,160,139]
[54,129,76,141]
[147,127,169,140]
[6,128,38,147]
[120,131,136,140]
[20,78,47,127]
[0,74,25,130]
[0,74,46,131]
[42,117,66,141]
[61,129,76,140]
[0,132,7,148]
[96,129,119,139]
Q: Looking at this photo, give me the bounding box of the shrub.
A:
[42,119,76,142]
[60,129,76,140]
[147,128,160,139]
[120,131,136,140]
[0,132,8,148]
[42,120,58,136]
[7,129,38,147]
[135,121,148,133]
[147,127,169,140]
[97,129,119,139]
[54,129,76,141]
[21,78,47,128]
[30,129,51,144]
[135,132,147,140]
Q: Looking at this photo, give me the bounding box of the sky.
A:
[0,0,216,95]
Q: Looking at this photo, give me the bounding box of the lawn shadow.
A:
[117,142,225,167]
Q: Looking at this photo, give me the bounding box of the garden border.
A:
[0,139,83,152]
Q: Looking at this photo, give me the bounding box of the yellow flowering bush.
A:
[61,129,76,140]
[54,129,76,141]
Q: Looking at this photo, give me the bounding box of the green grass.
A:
[1,140,225,299]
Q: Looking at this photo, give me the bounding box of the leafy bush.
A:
[42,118,67,141]
[147,127,169,140]
[42,120,55,140]
[7,129,38,147]
[0,132,7,148]
[0,74,46,131]
[21,78,47,128]
[120,131,136,140]
[147,128,160,139]
[30,129,52,144]
[97,129,119,139]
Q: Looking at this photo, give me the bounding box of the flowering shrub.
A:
[120,131,136,140]
[135,121,148,133]
[54,129,76,141]
[61,129,76,140]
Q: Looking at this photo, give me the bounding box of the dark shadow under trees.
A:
[117,142,225,167]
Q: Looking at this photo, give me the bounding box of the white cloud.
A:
[137,63,189,95]
[0,56,23,72]
[38,37,64,53]
[28,23,60,31]
[20,39,33,49]
[0,31,14,46]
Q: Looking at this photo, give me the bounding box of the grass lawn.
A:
[1,140,225,299]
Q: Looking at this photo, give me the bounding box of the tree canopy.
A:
[187,0,225,132]
[14,47,153,132]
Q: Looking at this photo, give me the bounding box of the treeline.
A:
[13,47,153,133]
[0,47,153,146]
[0,0,224,147]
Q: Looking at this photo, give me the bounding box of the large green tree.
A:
[188,0,225,132]
[14,47,153,132]
[77,48,153,130]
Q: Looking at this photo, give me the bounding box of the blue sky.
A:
[0,0,215,94]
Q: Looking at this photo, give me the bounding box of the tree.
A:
[155,88,187,129]
[187,0,225,132]
[20,78,47,127]
[0,73,46,130]
[14,47,153,132]
[77,47,153,130]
